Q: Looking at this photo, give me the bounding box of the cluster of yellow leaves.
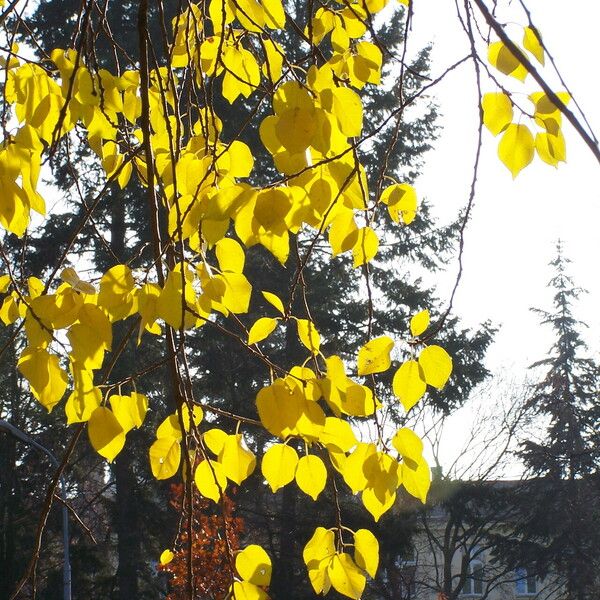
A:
[0,1,465,597]
[486,27,570,177]
[303,527,379,600]
[194,428,257,502]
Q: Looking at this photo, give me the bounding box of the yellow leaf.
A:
[262,38,284,82]
[24,309,52,348]
[275,107,316,154]
[262,290,285,315]
[361,486,396,522]
[380,183,417,225]
[352,41,382,86]
[235,544,272,586]
[65,369,101,424]
[498,123,534,178]
[523,26,544,65]
[401,455,431,503]
[342,443,376,493]
[261,443,298,492]
[108,392,148,433]
[230,581,268,600]
[0,274,10,293]
[357,335,394,376]
[97,264,135,321]
[321,86,363,137]
[0,294,21,325]
[157,414,182,441]
[219,434,256,485]
[319,417,357,452]
[328,553,366,600]
[262,0,286,28]
[329,211,359,257]
[295,454,327,500]
[216,237,245,273]
[488,41,528,81]
[137,282,161,342]
[392,428,424,465]
[204,428,228,455]
[530,91,570,116]
[160,549,174,565]
[149,436,181,480]
[156,267,196,329]
[303,527,336,594]
[481,92,513,136]
[67,304,112,370]
[210,272,252,314]
[352,226,378,268]
[535,131,566,166]
[410,309,430,337]
[248,317,278,345]
[418,345,453,389]
[18,347,68,412]
[194,459,227,502]
[60,267,95,294]
[109,395,135,432]
[88,406,126,462]
[354,529,379,578]
[129,392,149,428]
[393,360,426,411]
[296,318,321,355]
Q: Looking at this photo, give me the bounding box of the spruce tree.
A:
[509,244,600,600]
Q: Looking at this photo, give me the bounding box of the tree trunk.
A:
[114,442,140,600]
[110,197,141,600]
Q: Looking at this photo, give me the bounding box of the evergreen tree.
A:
[500,244,600,600]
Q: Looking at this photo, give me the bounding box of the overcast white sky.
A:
[405,1,600,475]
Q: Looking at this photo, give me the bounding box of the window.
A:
[461,560,484,596]
[515,567,537,595]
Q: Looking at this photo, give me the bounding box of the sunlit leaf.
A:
[498,123,534,178]
[357,335,393,376]
[149,436,181,480]
[418,345,453,389]
[88,406,126,462]
[261,443,298,492]
[248,317,279,345]
[235,544,272,586]
[523,26,544,65]
[482,92,513,136]
[354,529,379,578]
[295,454,327,500]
